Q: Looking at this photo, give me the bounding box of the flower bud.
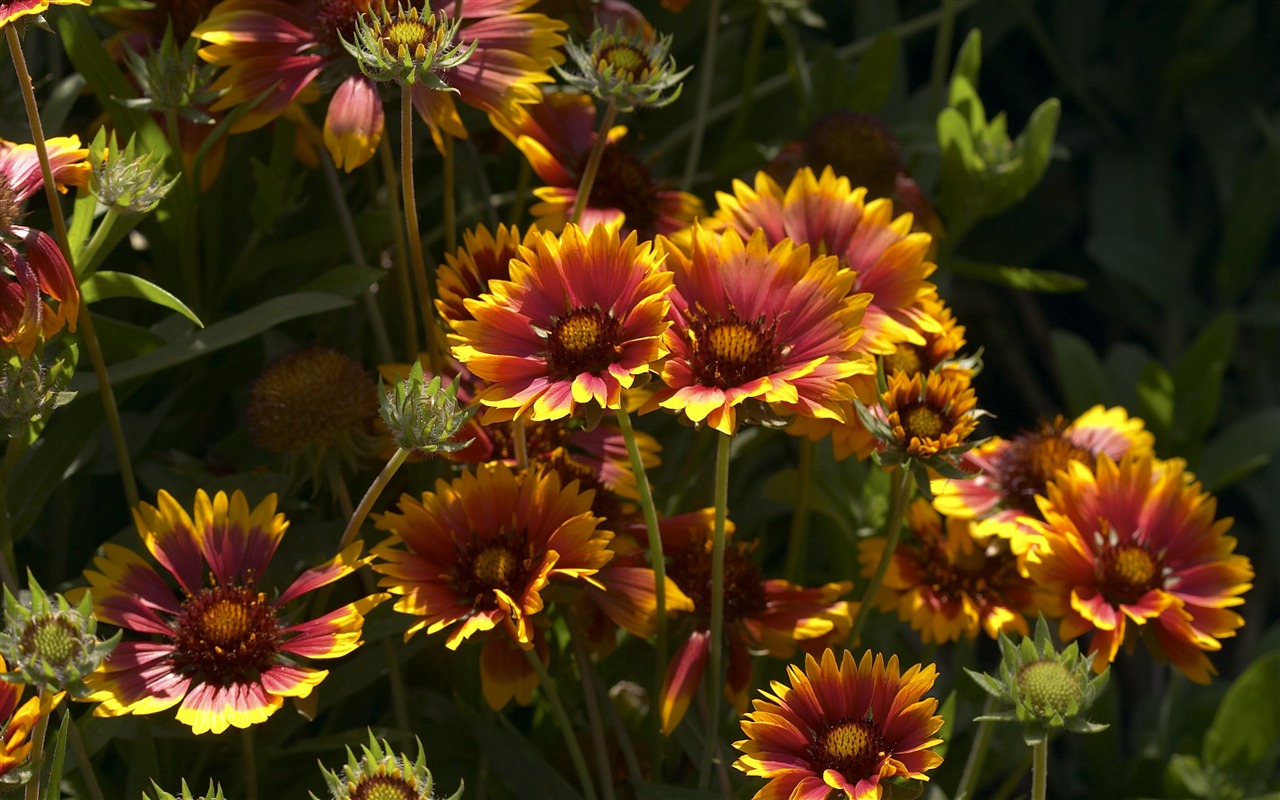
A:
[88,129,177,215]
[341,4,476,88]
[557,23,690,111]
[314,731,461,800]
[379,362,476,455]
[0,572,119,697]
[0,347,76,438]
[144,780,226,800]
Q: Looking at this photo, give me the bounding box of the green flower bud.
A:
[144,780,226,800]
[0,572,119,697]
[0,348,75,438]
[341,4,476,89]
[379,362,476,455]
[557,23,691,111]
[313,731,461,800]
[88,129,177,216]
[120,24,220,123]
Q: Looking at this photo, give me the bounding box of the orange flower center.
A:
[708,322,760,363]
[992,420,1092,514]
[547,307,622,376]
[904,405,944,439]
[809,718,887,779]
[0,175,20,231]
[172,585,281,681]
[455,536,531,610]
[687,305,781,390]
[1097,542,1161,605]
[665,536,766,621]
[350,775,419,800]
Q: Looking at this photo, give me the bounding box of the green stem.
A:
[69,713,106,800]
[698,431,732,791]
[1031,738,1048,800]
[339,447,410,551]
[509,157,531,227]
[241,727,258,800]
[724,0,768,146]
[680,0,721,190]
[74,206,121,277]
[6,25,140,512]
[926,0,957,117]
[23,691,52,800]
[568,619,617,800]
[524,648,599,800]
[512,418,529,470]
[399,83,443,375]
[568,97,617,226]
[781,438,814,582]
[848,467,911,645]
[613,406,667,774]
[442,132,457,253]
[955,696,996,800]
[378,134,420,359]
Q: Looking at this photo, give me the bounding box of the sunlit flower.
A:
[646,224,873,436]
[1025,452,1253,683]
[1,137,87,356]
[494,89,703,239]
[0,0,88,28]
[79,489,386,734]
[706,166,938,356]
[0,659,63,786]
[452,223,672,423]
[859,369,981,469]
[858,499,1033,644]
[881,288,968,379]
[370,463,614,706]
[734,648,944,800]
[655,510,853,734]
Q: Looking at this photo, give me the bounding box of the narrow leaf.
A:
[81,271,203,327]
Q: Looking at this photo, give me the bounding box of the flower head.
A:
[558,22,689,110]
[314,731,462,800]
[645,224,874,436]
[341,4,475,88]
[87,129,177,215]
[79,489,387,734]
[452,223,672,423]
[1025,452,1253,684]
[0,572,117,696]
[436,223,541,328]
[379,361,477,455]
[857,369,982,475]
[144,780,226,800]
[0,0,88,29]
[734,649,944,800]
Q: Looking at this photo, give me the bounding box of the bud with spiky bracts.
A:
[0,572,119,697]
[313,731,462,800]
[966,615,1110,746]
[557,22,690,111]
[144,780,226,800]
[0,347,76,438]
[120,23,220,123]
[87,129,177,216]
[379,362,476,455]
[341,4,476,88]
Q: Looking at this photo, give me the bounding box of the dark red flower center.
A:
[913,538,1024,607]
[172,584,282,683]
[992,420,1092,515]
[312,0,368,54]
[585,146,662,239]
[0,175,21,232]
[455,534,532,610]
[665,537,766,621]
[1096,541,1161,605]
[808,717,887,780]
[546,306,622,376]
[349,774,419,800]
[686,304,781,390]
[542,448,624,525]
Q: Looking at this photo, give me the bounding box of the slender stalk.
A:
[320,154,395,364]
[1031,738,1048,800]
[568,620,618,800]
[568,97,618,226]
[781,438,814,582]
[724,1,768,146]
[698,431,732,790]
[378,134,419,358]
[442,132,457,253]
[680,0,722,190]
[848,467,911,645]
[7,26,139,511]
[926,0,957,117]
[524,648,599,800]
[74,206,121,277]
[955,696,996,800]
[509,157,531,227]
[399,83,443,375]
[339,447,410,550]
[69,714,106,800]
[594,663,642,785]
[23,691,53,800]
[613,406,667,769]
[512,418,529,470]
[240,727,258,800]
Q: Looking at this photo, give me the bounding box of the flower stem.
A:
[1031,737,1048,800]
[75,206,122,276]
[613,406,667,772]
[680,0,721,191]
[6,25,139,512]
[399,83,443,375]
[568,97,618,226]
[927,0,958,117]
[698,431,732,791]
[955,695,996,800]
[442,132,457,253]
[848,466,911,645]
[23,690,53,800]
[241,727,258,800]
[781,438,814,582]
[339,447,410,551]
[512,418,529,470]
[69,708,106,800]
[524,648,599,800]
[378,134,420,358]
[568,619,618,800]
[724,1,768,146]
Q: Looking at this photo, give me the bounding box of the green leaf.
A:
[1000,98,1061,212]
[953,29,982,87]
[69,292,352,393]
[847,31,898,112]
[1171,312,1237,448]
[1203,652,1280,780]
[1049,330,1110,415]
[1196,407,1280,491]
[81,271,204,327]
[7,395,103,540]
[299,265,386,299]
[1136,362,1175,441]
[41,710,70,800]
[1214,151,1280,302]
[458,703,583,800]
[946,259,1086,292]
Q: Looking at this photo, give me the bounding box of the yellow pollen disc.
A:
[202,600,253,646]
[474,547,518,587]
[709,323,760,363]
[385,19,429,48]
[1111,545,1157,587]
[600,44,645,74]
[821,720,879,762]
[30,619,78,666]
[905,405,945,439]
[558,316,603,353]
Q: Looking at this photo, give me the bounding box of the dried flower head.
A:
[342,4,476,88]
[314,731,462,800]
[379,361,476,455]
[0,572,118,696]
[558,22,690,110]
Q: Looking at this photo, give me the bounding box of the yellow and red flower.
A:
[646,224,874,436]
[452,223,672,422]
[1026,452,1253,683]
[858,499,1034,644]
[0,0,87,28]
[79,489,385,734]
[0,663,63,782]
[734,648,945,800]
[370,463,615,706]
[495,89,703,239]
[436,223,542,329]
[1,137,87,356]
[653,510,853,734]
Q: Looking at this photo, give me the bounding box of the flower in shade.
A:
[1,137,88,356]
[646,224,874,436]
[880,288,969,380]
[494,89,703,239]
[78,489,387,734]
[857,499,1034,644]
[654,510,853,734]
[436,223,542,329]
[452,222,672,423]
[0,0,88,28]
[370,463,615,707]
[733,648,944,800]
[0,658,64,786]
[1025,452,1253,683]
